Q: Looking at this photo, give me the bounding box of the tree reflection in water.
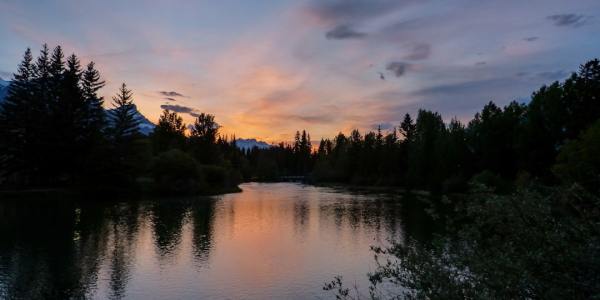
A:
[0,183,425,299]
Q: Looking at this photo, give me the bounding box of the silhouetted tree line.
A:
[149,109,247,194]
[248,58,600,193]
[2,45,599,196]
[324,58,600,299]
[0,45,243,194]
[242,130,313,180]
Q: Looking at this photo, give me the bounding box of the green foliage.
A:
[200,164,242,190]
[190,113,220,164]
[0,44,244,195]
[152,149,202,195]
[469,170,512,194]
[190,113,219,144]
[151,150,242,195]
[0,45,122,186]
[152,109,186,153]
[247,57,600,194]
[327,186,600,299]
[109,83,139,141]
[554,119,600,193]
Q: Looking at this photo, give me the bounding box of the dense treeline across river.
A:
[249,59,600,195]
[3,44,599,197]
[319,59,600,298]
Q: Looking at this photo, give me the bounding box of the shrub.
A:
[151,149,203,195]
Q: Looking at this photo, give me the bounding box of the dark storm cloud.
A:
[523,36,539,42]
[158,91,185,97]
[411,78,516,98]
[325,25,367,39]
[307,0,411,24]
[164,97,176,101]
[546,14,590,27]
[404,43,431,60]
[160,104,200,117]
[386,62,411,77]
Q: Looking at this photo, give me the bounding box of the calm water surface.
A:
[0,183,430,299]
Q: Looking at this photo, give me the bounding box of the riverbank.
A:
[0,184,242,199]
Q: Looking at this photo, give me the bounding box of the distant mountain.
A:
[106,104,155,135]
[236,138,271,150]
[0,77,9,101]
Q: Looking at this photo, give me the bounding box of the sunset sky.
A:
[1,0,599,142]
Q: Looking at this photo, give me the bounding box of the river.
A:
[0,182,432,299]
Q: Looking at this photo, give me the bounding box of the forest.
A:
[3,44,599,197]
[0,44,244,195]
[247,58,600,195]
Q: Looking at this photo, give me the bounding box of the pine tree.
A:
[0,48,36,180]
[376,125,383,148]
[400,113,416,142]
[35,44,50,79]
[34,44,51,112]
[81,62,106,135]
[48,46,65,108]
[50,46,65,77]
[110,83,139,141]
[51,53,86,178]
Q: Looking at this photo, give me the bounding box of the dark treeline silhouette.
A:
[247,58,600,194]
[0,44,243,194]
[243,130,313,180]
[2,44,600,198]
[324,58,600,298]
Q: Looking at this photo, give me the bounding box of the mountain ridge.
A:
[235,138,271,150]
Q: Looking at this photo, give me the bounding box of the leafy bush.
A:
[469,170,512,193]
[199,164,241,190]
[554,119,600,193]
[326,186,600,299]
[151,149,203,195]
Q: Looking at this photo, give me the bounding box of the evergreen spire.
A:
[81,61,106,132]
[110,83,139,140]
[50,45,65,77]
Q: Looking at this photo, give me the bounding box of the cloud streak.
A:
[158,91,185,97]
[325,25,367,39]
[386,62,411,77]
[160,104,201,117]
[404,43,431,60]
[547,14,590,27]
[306,0,410,24]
